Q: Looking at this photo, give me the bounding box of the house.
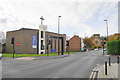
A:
[67,35,84,52]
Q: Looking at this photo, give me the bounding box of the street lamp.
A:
[104,20,109,41]
[58,16,61,55]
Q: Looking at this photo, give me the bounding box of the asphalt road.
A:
[2,49,118,78]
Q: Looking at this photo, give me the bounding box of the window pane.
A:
[41,31,43,38]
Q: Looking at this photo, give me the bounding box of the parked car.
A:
[94,48,98,51]
[81,49,84,51]
[0,53,2,60]
[86,49,89,51]
[81,49,86,52]
[104,48,106,51]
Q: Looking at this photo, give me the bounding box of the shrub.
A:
[106,40,120,55]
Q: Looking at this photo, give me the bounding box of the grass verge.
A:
[2,52,79,57]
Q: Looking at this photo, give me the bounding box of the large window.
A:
[41,31,43,38]
[41,40,44,50]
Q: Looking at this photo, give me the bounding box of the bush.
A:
[106,40,120,55]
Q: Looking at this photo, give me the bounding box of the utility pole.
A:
[104,20,109,41]
[58,16,61,55]
[11,38,15,59]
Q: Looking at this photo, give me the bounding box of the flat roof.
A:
[7,28,66,35]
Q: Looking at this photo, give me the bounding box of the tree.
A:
[0,31,6,44]
[84,37,94,49]
[108,33,120,41]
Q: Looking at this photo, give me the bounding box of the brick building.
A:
[5,28,66,54]
[67,35,84,52]
[91,34,102,46]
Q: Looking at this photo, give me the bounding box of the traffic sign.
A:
[16,43,20,46]
[50,49,56,52]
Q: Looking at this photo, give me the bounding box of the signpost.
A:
[11,38,15,59]
[50,49,56,52]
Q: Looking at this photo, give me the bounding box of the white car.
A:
[0,53,2,60]
[94,48,98,50]
[104,48,106,51]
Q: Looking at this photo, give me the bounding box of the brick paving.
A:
[97,63,119,79]
[15,57,35,60]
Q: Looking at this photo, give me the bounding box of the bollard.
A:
[105,61,107,75]
[13,49,15,59]
[109,57,111,66]
[117,56,119,64]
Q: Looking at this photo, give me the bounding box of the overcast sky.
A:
[0,0,119,38]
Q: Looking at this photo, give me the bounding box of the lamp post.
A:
[104,20,109,41]
[58,16,61,55]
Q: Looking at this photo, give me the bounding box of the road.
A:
[2,49,117,78]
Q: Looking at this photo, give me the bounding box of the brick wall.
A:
[68,35,81,52]
[6,29,38,54]
[5,28,66,54]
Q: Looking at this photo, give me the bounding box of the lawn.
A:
[2,52,79,57]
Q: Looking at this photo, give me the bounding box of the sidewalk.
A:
[97,63,119,79]
[91,63,120,80]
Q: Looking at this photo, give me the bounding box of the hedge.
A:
[106,40,120,55]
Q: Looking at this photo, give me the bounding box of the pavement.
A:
[97,63,119,78]
[90,60,120,80]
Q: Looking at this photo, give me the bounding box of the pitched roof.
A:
[69,35,81,41]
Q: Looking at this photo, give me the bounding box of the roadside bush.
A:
[106,40,120,55]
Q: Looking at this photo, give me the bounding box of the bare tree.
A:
[0,31,6,44]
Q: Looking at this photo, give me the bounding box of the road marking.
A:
[89,65,99,80]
